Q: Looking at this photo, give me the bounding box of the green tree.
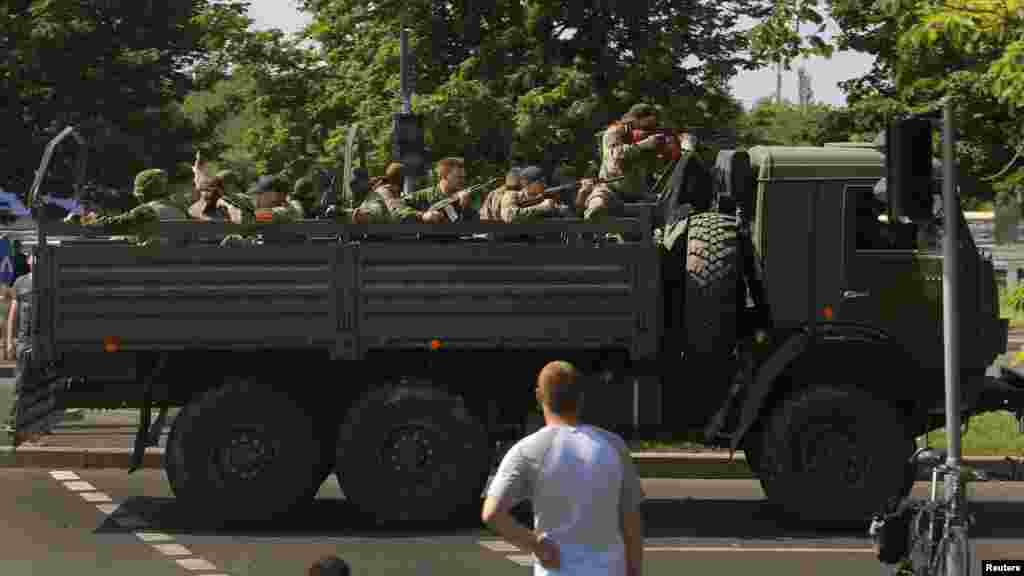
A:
[222,0,772,186]
[823,0,1024,206]
[0,0,252,197]
[737,96,844,146]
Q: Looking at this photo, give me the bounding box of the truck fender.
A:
[728,323,896,454]
[659,206,690,253]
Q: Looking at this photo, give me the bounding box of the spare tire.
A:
[684,211,741,365]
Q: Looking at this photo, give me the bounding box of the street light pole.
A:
[399,28,415,197]
[941,98,968,576]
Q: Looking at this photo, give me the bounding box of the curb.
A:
[1,446,1022,481]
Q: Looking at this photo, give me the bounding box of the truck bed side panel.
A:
[355,243,660,359]
[52,247,338,351]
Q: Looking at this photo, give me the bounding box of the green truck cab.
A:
[10,123,1022,530]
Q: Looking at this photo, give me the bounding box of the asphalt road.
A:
[2,468,1022,576]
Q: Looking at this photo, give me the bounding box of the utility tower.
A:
[797,66,814,108]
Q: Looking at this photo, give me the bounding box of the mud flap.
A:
[8,348,67,444]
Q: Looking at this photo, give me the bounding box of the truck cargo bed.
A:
[46,241,661,360]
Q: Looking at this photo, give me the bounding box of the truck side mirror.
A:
[886,119,934,221]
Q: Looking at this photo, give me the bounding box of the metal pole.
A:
[941,99,967,576]
[776,61,782,105]
[399,28,415,197]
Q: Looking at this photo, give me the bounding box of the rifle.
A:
[630,128,683,161]
[426,176,501,221]
[516,176,627,209]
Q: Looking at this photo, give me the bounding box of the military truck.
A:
[12,121,1024,529]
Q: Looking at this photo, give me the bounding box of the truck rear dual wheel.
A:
[336,386,491,527]
[164,381,324,526]
[758,385,914,528]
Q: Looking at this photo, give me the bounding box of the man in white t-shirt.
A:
[482,361,645,576]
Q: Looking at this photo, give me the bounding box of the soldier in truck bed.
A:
[500,166,573,223]
[479,168,522,222]
[404,157,474,223]
[250,174,304,222]
[353,162,432,224]
[291,175,319,219]
[579,103,671,221]
[72,169,189,243]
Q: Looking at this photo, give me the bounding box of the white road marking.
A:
[506,554,535,566]
[113,515,148,529]
[152,543,191,556]
[175,558,219,571]
[135,532,174,543]
[50,471,230,576]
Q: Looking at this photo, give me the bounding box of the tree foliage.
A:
[736,97,848,147]
[0,0,253,197]
[825,0,1024,205]
[218,0,776,184]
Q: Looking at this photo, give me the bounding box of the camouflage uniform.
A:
[218,170,255,220]
[79,169,188,242]
[501,166,572,223]
[359,182,420,223]
[479,170,523,222]
[292,176,317,219]
[479,186,509,221]
[405,182,482,221]
[585,105,664,220]
[403,184,447,212]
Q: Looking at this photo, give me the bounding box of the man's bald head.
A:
[536,361,583,415]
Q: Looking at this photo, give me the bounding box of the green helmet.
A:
[133,169,169,202]
[293,176,315,200]
[626,103,658,121]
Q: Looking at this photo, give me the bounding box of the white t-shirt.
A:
[486,424,645,574]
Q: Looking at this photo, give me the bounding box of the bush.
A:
[1004,285,1024,315]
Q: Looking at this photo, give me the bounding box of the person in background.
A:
[0,282,11,361]
[482,360,645,576]
[3,249,53,442]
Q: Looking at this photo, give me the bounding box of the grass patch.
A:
[916,410,1024,457]
[998,284,1024,328]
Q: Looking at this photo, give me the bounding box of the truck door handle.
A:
[842,290,870,299]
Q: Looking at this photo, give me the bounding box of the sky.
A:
[245,0,876,110]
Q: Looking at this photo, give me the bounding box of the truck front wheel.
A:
[165,381,323,526]
[759,385,913,528]
[336,385,490,527]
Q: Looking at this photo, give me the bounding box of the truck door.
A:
[837,184,943,376]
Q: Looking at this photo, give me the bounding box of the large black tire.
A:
[164,405,190,498]
[759,385,915,528]
[336,386,490,527]
[165,381,322,526]
[684,212,740,364]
